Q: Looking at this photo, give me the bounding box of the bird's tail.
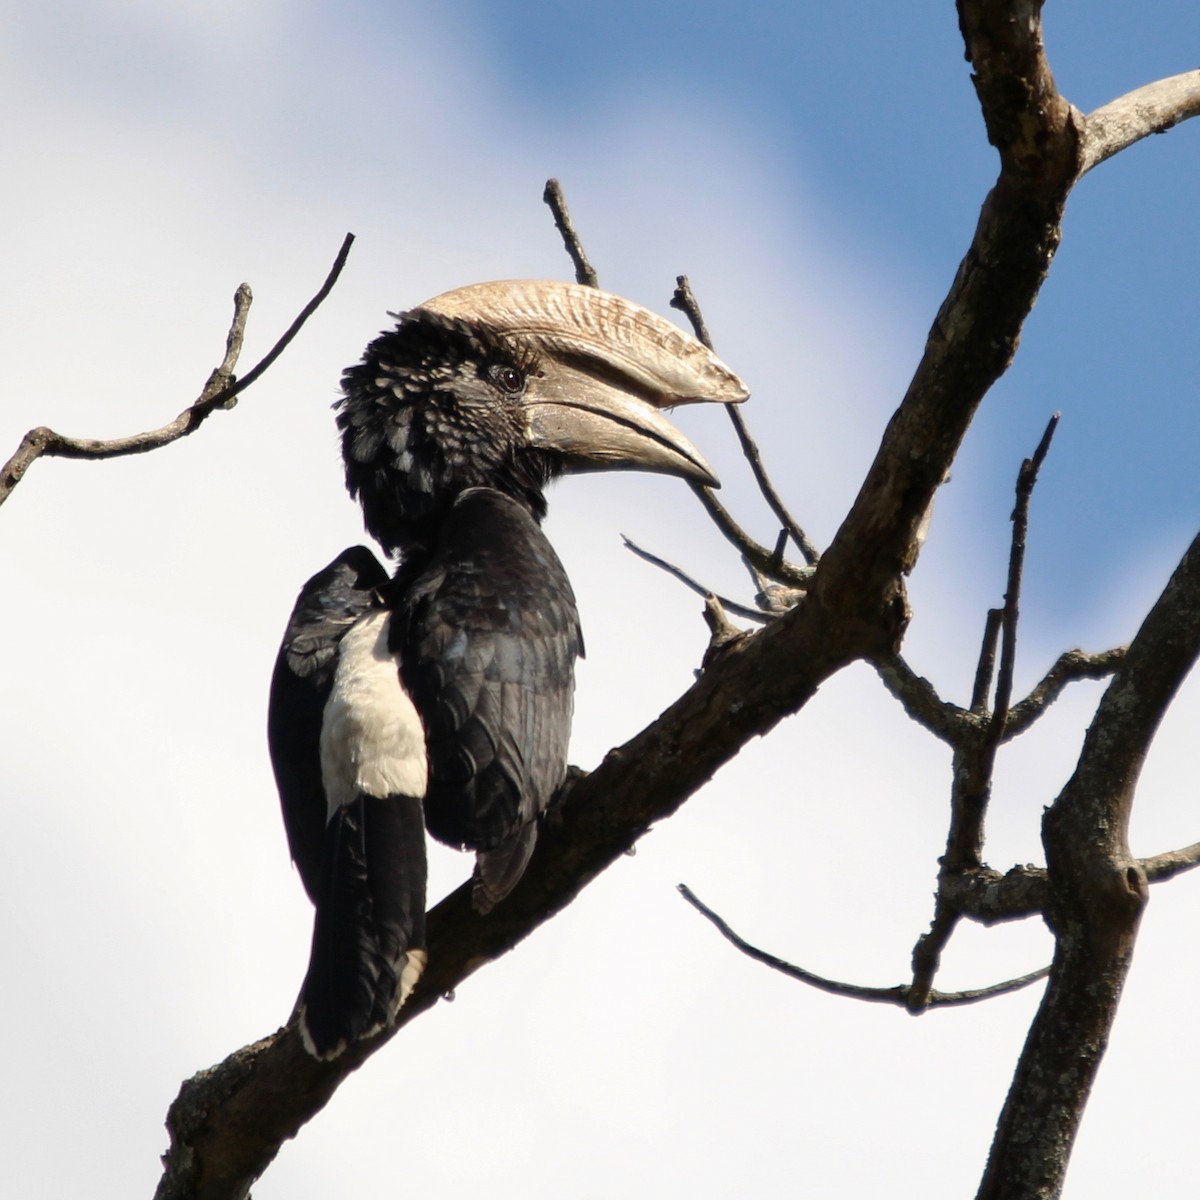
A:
[297,793,427,1060]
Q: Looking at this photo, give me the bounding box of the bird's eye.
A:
[488,364,525,394]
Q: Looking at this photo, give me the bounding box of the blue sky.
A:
[1,2,1198,1197]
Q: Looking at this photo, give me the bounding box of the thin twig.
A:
[623,536,772,623]
[770,528,789,572]
[203,282,253,404]
[0,233,355,507]
[223,232,354,400]
[987,412,1060,744]
[670,275,713,346]
[688,482,812,587]
[542,179,599,288]
[679,885,1048,1009]
[538,194,814,586]
[672,275,820,566]
[971,609,1004,713]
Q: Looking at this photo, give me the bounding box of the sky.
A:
[1,1,1198,1196]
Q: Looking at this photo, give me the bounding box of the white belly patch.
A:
[320,609,429,819]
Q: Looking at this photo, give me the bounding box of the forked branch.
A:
[0,234,354,507]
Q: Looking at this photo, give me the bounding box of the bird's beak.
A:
[522,364,725,487]
[416,280,749,488]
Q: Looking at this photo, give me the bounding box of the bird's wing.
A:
[267,545,389,903]
[392,488,583,900]
[271,546,433,1057]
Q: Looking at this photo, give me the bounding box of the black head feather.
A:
[338,312,554,556]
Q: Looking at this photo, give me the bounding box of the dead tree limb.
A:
[979,525,1200,1200]
[678,884,1049,1008]
[0,233,353,507]
[1080,68,1200,175]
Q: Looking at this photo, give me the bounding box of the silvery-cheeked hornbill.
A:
[267,279,748,1058]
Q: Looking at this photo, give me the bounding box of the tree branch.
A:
[0,233,354,507]
[1142,841,1200,884]
[986,412,1059,743]
[543,178,600,288]
[940,864,1050,924]
[1003,646,1126,738]
[970,608,1005,714]
[907,413,1060,1015]
[1080,69,1200,176]
[678,884,1048,1009]
[622,535,773,624]
[871,654,970,744]
[979,525,1200,1198]
[671,275,820,566]
[687,482,814,587]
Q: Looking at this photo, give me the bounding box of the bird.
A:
[267,279,748,1058]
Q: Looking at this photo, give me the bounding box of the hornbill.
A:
[268,279,748,1058]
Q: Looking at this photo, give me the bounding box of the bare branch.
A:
[871,654,969,744]
[907,901,963,1012]
[970,608,1004,713]
[701,595,751,666]
[207,282,253,399]
[1142,841,1200,884]
[982,525,1200,1199]
[622,536,772,623]
[941,864,1050,925]
[0,284,252,502]
[679,885,1048,1009]
[1003,646,1126,738]
[988,412,1060,742]
[542,186,818,594]
[688,482,812,587]
[668,274,714,347]
[0,233,354,507]
[885,643,1123,753]
[1080,69,1200,176]
[671,275,821,566]
[542,188,817,590]
[802,4,1079,671]
[229,232,354,397]
[907,416,1059,1015]
[543,178,600,288]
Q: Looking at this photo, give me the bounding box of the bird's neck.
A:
[363,475,549,562]
[380,482,550,569]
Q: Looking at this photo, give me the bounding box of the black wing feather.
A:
[267,546,388,902]
[391,488,583,887]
